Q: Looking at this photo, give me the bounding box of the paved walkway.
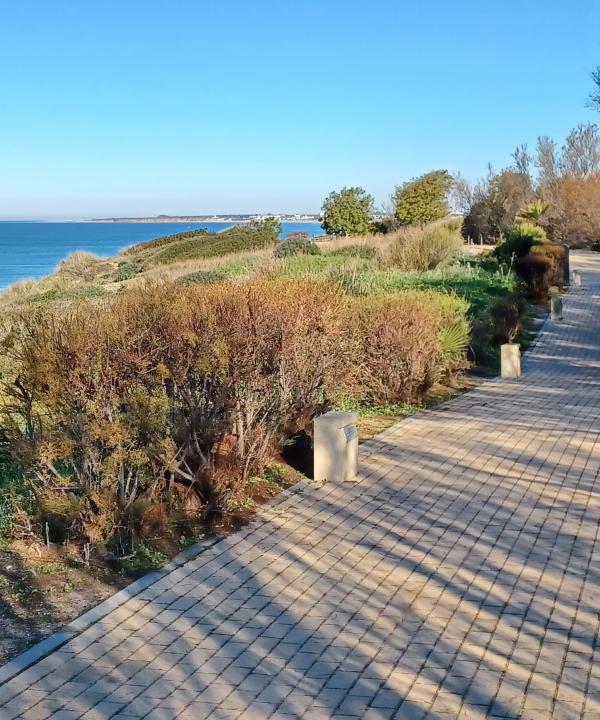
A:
[2,253,600,720]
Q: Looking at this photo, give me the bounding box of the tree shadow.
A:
[0,265,599,718]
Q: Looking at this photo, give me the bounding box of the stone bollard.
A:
[501,343,521,379]
[572,270,582,286]
[314,411,358,483]
[551,294,563,320]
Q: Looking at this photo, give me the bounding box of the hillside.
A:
[0,222,281,310]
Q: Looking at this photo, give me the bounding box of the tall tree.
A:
[512,144,532,177]
[536,136,558,186]
[321,187,374,236]
[461,168,532,242]
[559,123,600,178]
[393,170,452,226]
[450,173,473,215]
[588,65,600,112]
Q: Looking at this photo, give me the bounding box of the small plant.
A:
[119,544,168,575]
[114,261,143,282]
[517,200,549,225]
[274,235,321,258]
[229,496,256,511]
[264,463,288,485]
[63,578,79,593]
[30,562,64,576]
[178,269,223,286]
[439,322,470,358]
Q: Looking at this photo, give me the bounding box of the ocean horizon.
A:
[0,221,325,289]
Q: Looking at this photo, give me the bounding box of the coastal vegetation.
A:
[0,136,576,611]
[458,122,600,248]
[321,186,374,236]
[393,170,453,226]
[0,212,556,564]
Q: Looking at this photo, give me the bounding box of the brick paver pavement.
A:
[1,252,600,719]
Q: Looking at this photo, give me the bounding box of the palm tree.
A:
[516,200,549,226]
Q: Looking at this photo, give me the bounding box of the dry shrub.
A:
[544,174,600,248]
[346,294,444,404]
[0,279,351,547]
[386,221,463,271]
[531,242,567,288]
[513,254,554,299]
[0,276,470,550]
[56,251,102,281]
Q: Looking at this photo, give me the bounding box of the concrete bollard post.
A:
[501,343,521,379]
[314,411,358,483]
[551,294,563,320]
[572,270,582,286]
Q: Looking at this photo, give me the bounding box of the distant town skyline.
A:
[1,0,599,218]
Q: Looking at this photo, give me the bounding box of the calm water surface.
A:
[0,222,324,288]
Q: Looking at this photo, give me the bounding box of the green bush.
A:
[125,228,209,254]
[152,225,277,265]
[321,186,374,236]
[274,235,321,258]
[493,223,546,264]
[268,254,350,279]
[393,170,452,226]
[178,270,223,286]
[114,261,143,282]
[69,285,106,300]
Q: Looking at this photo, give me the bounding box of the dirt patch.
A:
[0,468,299,667]
[0,543,129,666]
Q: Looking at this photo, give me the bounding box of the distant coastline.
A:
[89,214,321,224]
[0,221,325,288]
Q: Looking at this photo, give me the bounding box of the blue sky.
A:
[1,0,599,218]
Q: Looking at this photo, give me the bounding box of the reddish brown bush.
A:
[513,254,554,299]
[346,294,444,404]
[0,280,352,545]
[543,175,600,248]
[0,278,469,550]
[531,242,567,288]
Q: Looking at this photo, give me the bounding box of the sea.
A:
[0,221,325,289]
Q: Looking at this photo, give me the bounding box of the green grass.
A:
[267,253,366,278]
[333,266,515,322]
